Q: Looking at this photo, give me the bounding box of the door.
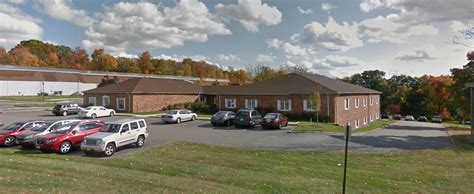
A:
[117,124,134,147]
[252,111,262,124]
[129,121,140,141]
[99,107,108,117]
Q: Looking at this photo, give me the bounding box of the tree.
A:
[0,47,13,64]
[138,51,154,74]
[116,57,140,73]
[283,64,309,74]
[343,70,389,111]
[228,67,251,85]
[308,89,321,126]
[247,64,279,82]
[90,49,117,71]
[9,47,43,67]
[98,76,120,88]
[450,52,474,119]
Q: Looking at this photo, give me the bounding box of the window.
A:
[102,96,110,107]
[88,97,96,106]
[199,95,206,103]
[376,96,379,104]
[303,100,314,111]
[121,124,130,132]
[363,97,367,107]
[355,119,360,129]
[225,99,236,108]
[363,117,367,125]
[130,122,139,130]
[277,100,292,111]
[370,97,373,105]
[138,121,145,128]
[344,98,350,110]
[23,123,34,129]
[370,114,373,122]
[355,98,360,108]
[117,98,126,111]
[245,99,258,109]
[376,113,379,119]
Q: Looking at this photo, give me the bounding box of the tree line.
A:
[342,51,473,120]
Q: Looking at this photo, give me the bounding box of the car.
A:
[81,119,148,157]
[417,116,428,122]
[381,113,389,119]
[261,113,289,129]
[405,115,415,121]
[211,111,235,126]
[36,120,104,154]
[17,119,80,148]
[393,114,402,120]
[431,115,443,123]
[52,102,83,116]
[161,109,197,124]
[0,120,46,147]
[79,106,115,119]
[233,109,262,128]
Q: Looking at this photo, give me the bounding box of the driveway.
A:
[0,111,452,157]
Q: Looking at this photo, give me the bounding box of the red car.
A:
[261,113,289,129]
[36,120,104,154]
[0,120,46,147]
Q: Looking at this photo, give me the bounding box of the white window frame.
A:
[376,113,379,119]
[363,97,367,107]
[277,100,292,111]
[225,99,236,108]
[355,98,360,108]
[370,114,373,122]
[303,99,314,111]
[370,97,374,105]
[355,119,360,129]
[245,99,258,109]
[88,97,96,106]
[116,97,126,111]
[363,117,367,125]
[344,98,350,110]
[376,96,379,104]
[102,96,110,107]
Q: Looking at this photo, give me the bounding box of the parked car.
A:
[261,113,289,129]
[381,113,389,119]
[17,119,80,148]
[161,109,197,124]
[81,119,148,157]
[211,111,235,126]
[52,102,82,116]
[79,106,115,119]
[36,120,104,154]
[0,120,46,147]
[417,116,428,122]
[233,109,262,128]
[431,115,443,123]
[393,114,402,120]
[405,115,415,121]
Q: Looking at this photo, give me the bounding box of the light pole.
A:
[342,125,351,194]
[467,83,474,144]
[42,82,45,102]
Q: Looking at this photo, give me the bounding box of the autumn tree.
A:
[90,49,117,72]
[138,51,154,74]
[228,67,251,85]
[450,52,474,119]
[9,47,43,67]
[116,57,140,73]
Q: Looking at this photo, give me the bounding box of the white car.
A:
[79,106,115,119]
[161,109,197,124]
[81,119,148,157]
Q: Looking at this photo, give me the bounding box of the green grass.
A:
[444,122,473,150]
[0,142,472,193]
[292,119,395,133]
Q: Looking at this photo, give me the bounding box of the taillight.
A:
[245,116,251,121]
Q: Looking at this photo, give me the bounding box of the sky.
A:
[0,0,472,78]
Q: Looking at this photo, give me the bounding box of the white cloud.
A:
[321,3,335,13]
[359,14,439,43]
[450,21,469,33]
[291,17,363,51]
[297,6,312,15]
[395,49,437,62]
[215,0,282,32]
[217,54,240,61]
[256,53,275,63]
[34,0,94,27]
[0,3,42,49]
[82,1,231,53]
[6,0,25,4]
[267,38,310,57]
[360,0,385,12]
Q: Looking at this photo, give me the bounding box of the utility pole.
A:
[42,82,45,102]
[342,125,351,194]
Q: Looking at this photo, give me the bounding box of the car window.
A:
[236,111,249,116]
[50,122,63,131]
[79,124,88,131]
[34,122,44,126]
[23,123,34,129]
[138,121,145,128]
[100,108,106,110]
[167,110,178,114]
[130,122,139,130]
[121,124,130,132]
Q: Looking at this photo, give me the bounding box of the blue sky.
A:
[0,0,472,78]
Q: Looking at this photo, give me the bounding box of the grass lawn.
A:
[292,119,395,133]
[444,122,473,150]
[0,141,472,193]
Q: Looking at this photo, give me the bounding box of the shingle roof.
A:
[203,73,380,95]
[83,78,203,94]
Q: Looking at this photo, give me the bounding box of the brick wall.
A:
[334,94,381,128]
[215,94,336,122]
[132,94,199,113]
[83,93,131,112]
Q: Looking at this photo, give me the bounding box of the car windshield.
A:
[85,107,93,110]
[167,110,178,114]
[100,124,122,133]
[32,121,55,132]
[236,111,250,116]
[52,122,78,134]
[264,114,278,119]
[214,111,228,116]
[2,122,24,131]
[54,104,62,109]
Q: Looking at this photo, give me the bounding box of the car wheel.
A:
[4,136,16,147]
[59,141,72,154]
[278,122,283,129]
[109,112,114,117]
[62,111,68,116]
[176,118,181,124]
[91,114,97,119]
[191,116,196,121]
[136,136,145,148]
[211,122,216,126]
[104,143,115,157]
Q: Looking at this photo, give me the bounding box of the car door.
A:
[99,107,108,117]
[129,121,140,141]
[117,123,134,147]
[252,111,262,124]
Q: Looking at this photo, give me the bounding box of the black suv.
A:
[52,102,82,116]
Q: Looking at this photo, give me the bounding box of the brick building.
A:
[203,73,381,128]
[83,78,202,113]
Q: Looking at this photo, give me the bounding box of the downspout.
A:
[218,95,221,111]
[334,94,338,125]
[326,93,330,118]
[128,93,131,113]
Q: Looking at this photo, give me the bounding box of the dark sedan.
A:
[417,116,428,122]
[261,113,289,129]
[211,111,235,126]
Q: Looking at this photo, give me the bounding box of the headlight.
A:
[96,139,103,145]
[45,139,57,144]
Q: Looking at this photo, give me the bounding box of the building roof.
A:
[83,77,203,94]
[203,73,381,95]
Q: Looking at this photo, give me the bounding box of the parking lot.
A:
[1,110,452,157]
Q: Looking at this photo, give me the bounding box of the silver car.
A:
[161,109,197,124]
[211,111,235,126]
